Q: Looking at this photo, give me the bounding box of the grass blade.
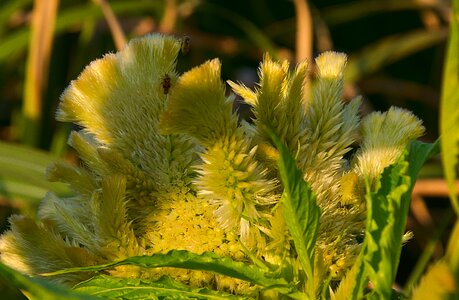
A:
[91,0,126,51]
[22,0,59,146]
[440,0,459,215]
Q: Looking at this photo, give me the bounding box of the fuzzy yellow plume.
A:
[0,35,426,297]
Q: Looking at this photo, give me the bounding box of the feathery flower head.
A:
[0,35,426,297]
[315,51,347,78]
[0,34,248,291]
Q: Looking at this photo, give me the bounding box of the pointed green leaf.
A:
[335,141,438,299]
[406,139,440,181]
[267,128,321,296]
[364,156,411,299]
[440,0,459,215]
[42,250,290,291]
[74,275,245,299]
[0,262,99,300]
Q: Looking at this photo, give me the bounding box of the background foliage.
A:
[0,0,456,298]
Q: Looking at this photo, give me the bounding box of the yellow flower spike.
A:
[93,175,141,260]
[0,215,97,284]
[252,56,286,133]
[232,56,309,157]
[160,58,277,249]
[159,58,237,146]
[0,33,429,295]
[280,60,309,149]
[58,35,187,182]
[67,131,109,174]
[227,80,257,106]
[46,161,96,196]
[411,260,456,300]
[38,193,97,251]
[229,51,365,280]
[300,52,360,203]
[315,51,347,79]
[361,106,425,150]
[290,51,365,281]
[195,134,278,247]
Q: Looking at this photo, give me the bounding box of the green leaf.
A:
[267,128,321,297]
[406,140,440,181]
[0,262,100,300]
[335,141,438,299]
[440,0,459,215]
[364,156,411,299]
[74,275,245,299]
[42,250,290,291]
[446,221,459,285]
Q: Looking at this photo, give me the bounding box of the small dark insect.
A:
[161,74,172,95]
[181,36,190,55]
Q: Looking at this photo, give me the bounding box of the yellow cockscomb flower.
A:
[0,35,248,292]
[0,35,425,297]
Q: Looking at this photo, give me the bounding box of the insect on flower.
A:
[181,36,190,55]
[161,74,172,95]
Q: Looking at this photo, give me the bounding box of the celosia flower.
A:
[0,34,425,296]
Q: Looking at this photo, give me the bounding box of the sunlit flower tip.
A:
[361,106,425,149]
[259,58,286,93]
[227,80,257,106]
[159,59,237,145]
[315,51,347,79]
[0,231,31,274]
[384,106,425,143]
[57,34,182,150]
[0,215,95,283]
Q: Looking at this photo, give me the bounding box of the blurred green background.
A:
[0,0,454,298]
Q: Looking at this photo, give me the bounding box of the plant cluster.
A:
[0,34,450,299]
